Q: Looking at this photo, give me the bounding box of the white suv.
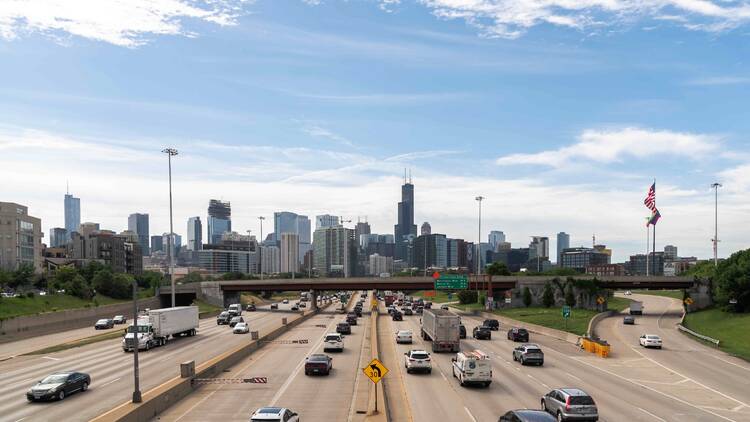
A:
[639,334,663,349]
[250,407,299,422]
[323,333,344,352]
[404,350,432,374]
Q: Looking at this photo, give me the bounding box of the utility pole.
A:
[131,279,141,403]
[162,148,178,307]
[258,216,265,279]
[712,183,722,266]
[247,230,253,275]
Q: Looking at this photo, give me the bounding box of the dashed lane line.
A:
[638,407,667,422]
[464,406,478,422]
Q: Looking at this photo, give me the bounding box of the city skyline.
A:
[1,1,748,262]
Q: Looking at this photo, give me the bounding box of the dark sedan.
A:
[498,409,555,422]
[94,319,114,330]
[304,354,333,376]
[336,322,352,335]
[623,316,635,325]
[27,372,90,401]
[507,328,530,342]
[473,326,492,340]
[484,319,500,331]
[346,315,358,326]
[392,311,403,321]
[403,308,413,316]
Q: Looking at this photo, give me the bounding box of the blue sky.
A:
[1,0,749,261]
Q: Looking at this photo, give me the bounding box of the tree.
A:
[0,268,12,289]
[685,260,716,279]
[136,271,164,290]
[69,274,94,300]
[92,269,114,297]
[542,282,555,308]
[564,283,576,307]
[51,266,79,291]
[486,262,511,276]
[10,264,35,290]
[713,249,750,312]
[80,261,107,285]
[522,286,532,307]
[457,290,478,305]
[181,272,204,283]
[110,274,134,299]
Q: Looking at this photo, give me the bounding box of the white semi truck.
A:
[122,306,199,352]
[420,308,461,352]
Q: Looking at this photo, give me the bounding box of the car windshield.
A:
[127,325,150,333]
[41,374,69,384]
[647,335,660,339]
[97,319,108,324]
[309,355,328,361]
[235,323,245,328]
[570,396,595,405]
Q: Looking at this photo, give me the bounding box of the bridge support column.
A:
[487,276,494,310]
[223,291,240,309]
[310,290,318,311]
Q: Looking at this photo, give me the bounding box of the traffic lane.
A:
[157,294,360,421]
[386,313,472,422]
[606,294,750,408]
[272,301,369,421]
[0,323,128,361]
[0,311,291,422]
[461,313,748,421]
[632,293,750,400]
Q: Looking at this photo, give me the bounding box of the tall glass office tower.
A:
[64,192,80,241]
[208,200,231,245]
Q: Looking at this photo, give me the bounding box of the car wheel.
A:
[427,369,432,374]
[557,411,564,422]
[521,357,525,365]
[82,382,88,391]
[539,362,544,367]
[58,390,65,401]
[541,400,546,411]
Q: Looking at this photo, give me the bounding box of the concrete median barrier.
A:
[90,305,329,422]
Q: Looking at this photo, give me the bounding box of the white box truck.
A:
[630,301,643,315]
[420,308,461,352]
[122,306,199,352]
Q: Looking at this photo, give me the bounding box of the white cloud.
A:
[301,124,354,147]
[496,127,720,167]
[411,0,750,38]
[0,0,247,47]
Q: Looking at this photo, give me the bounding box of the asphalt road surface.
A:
[0,310,304,422]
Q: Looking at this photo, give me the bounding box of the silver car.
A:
[541,388,598,421]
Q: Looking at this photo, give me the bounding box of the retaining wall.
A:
[0,297,160,343]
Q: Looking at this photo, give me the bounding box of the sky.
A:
[1,0,750,262]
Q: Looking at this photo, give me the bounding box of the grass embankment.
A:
[24,330,126,355]
[413,290,458,303]
[191,299,222,315]
[607,297,634,312]
[270,291,301,301]
[241,293,267,305]
[683,308,750,362]
[630,290,683,300]
[0,293,143,320]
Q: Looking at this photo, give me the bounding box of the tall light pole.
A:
[712,183,722,266]
[475,196,484,276]
[162,148,178,307]
[131,278,141,403]
[258,216,265,279]
[247,230,253,275]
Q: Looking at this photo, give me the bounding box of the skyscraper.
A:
[394,173,417,261]
[313,226,354,277]
[64,190,80,241]
[315,214,339,230]
[128,213,150,255]
[274,212,310,264]
[151,235,163,253]
[421,221,431,236]
[280,233,300,273]
[187,217,203,251]
[49,227,68,248]
[0,202,42,272]
[556,232,570,265]
[529,236,550,259]
[664,245,678,260]
[208,200,231,244]
[355,220,371,244]
[488,231,506,250]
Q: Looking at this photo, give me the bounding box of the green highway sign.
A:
[435,275,468,290]
[562,306,571,318]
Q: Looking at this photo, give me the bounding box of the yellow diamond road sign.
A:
[596,296,605,305]
[363,358,388,384]
[684,297,694,305]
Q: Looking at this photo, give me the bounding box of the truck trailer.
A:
[420,308,461,352]
[122,306,199,352]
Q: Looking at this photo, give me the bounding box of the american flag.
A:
[644,182,656,211]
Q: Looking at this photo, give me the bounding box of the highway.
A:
[0,308,307,422]
[155,293,367,422]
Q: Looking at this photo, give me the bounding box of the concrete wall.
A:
[0,297,160,343]
[495,279,609,311]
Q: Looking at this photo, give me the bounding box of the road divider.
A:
[90,305,329,422]
[677,324,720,346]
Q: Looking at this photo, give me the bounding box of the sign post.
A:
[363,358,389,413]
[562,305,571,331]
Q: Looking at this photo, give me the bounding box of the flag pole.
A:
[646,217,650,276]
[652,179,656,276]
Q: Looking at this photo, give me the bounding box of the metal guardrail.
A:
[677,324,720,346]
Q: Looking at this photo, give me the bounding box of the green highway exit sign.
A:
[435,274,468,290]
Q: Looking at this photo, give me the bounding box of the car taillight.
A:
[565,397,571,411]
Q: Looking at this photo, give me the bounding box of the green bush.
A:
[565,283,576,307]
[26,291,35,299]
[713,249,750,312]
[457,290,478,305]
[69,275,94,300]
[522,287,532,307]
[542,282,555,308]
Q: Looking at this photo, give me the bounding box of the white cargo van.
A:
[452,350,492,387]
[227,303,242,317]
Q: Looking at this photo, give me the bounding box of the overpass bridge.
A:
[160,275,701,309]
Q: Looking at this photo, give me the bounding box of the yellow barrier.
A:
[581,337,609,358]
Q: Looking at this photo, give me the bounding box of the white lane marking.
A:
[638,407,666,422]
[464,406,478,422]
[13,418,26,422]
[41,356,60,361]
[441,372,448,382]
[566,372,582,381]
[525,374,549,389]
[709,354,750,372]
[731,404,746,412]
[628,345,750,409]
[99,377,121,388]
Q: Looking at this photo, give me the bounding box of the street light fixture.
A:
[162,148,178,307]
[711,183,722,266]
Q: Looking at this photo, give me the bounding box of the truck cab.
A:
[452,350,492,387]
[123,318,155,351]
[227,304,242,317]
